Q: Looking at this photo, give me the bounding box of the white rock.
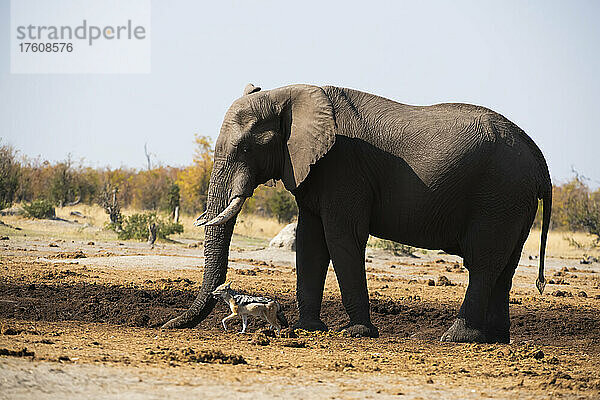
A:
[269,223,297,251]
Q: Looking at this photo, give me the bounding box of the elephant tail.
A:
[536,178,552,295]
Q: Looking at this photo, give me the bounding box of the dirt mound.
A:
[0,281,196,328]
[147,347,246,365]
[370,298,455,337]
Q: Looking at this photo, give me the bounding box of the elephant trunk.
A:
[161,161,239,329]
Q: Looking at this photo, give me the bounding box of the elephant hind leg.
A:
[486,216,535,343]
[441,269,498,343]
[442,216,522,343]
[484,255,518,343]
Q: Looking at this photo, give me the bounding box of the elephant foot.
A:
[440,318,487,343]
[485,326,510,344]
[340,322,379,338]
[292,319,328,332]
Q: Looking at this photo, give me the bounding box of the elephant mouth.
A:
[193,196,246,227]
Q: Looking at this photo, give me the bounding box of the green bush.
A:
[22,199,55,219]
[114,212,183,241]
[266,187,298,223]
[368,237,414,256]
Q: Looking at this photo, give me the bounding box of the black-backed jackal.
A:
[212,282,288,333]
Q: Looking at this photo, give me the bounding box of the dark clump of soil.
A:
[0,347,34,357]
[507,344,545,361]
[548,278,569,285]
[53,250,87,259]
[251,332,270,346]
[155,278,195,285]
[235,268,260,276]
[436,275,455,286]
[281,339,307,348]
[150,347,246,365]
[256,328,276,338]
[445,263,464,273]
[1,325,40,335]
[552,290,573,298]
[2,327,21,335]
[279,328,298,338]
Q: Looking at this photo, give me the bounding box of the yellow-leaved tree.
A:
[176,135,213,213]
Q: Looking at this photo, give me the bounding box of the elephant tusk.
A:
[193,211,208,227]
[199,197,246,227]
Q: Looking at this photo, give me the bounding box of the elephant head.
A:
[162,84,336,328]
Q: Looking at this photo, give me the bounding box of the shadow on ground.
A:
[1,280,598,345]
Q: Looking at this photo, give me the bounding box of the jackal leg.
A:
[265,305,281,332]
[239,315,248,334]
[222,313,237,331]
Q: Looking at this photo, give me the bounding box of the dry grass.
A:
[2,204,287,243]
[235,212,287,239]
[170,211,286,241]
[524,229,600,259]
[1,204,114,241]
[5,203,599,258]
[55,204,110,226]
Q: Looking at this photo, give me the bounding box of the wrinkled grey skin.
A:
[163,84,552,343]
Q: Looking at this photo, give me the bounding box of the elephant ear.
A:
[243,83,261,96]
[270,85,336,191]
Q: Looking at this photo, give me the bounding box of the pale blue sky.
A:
[1,0,599,186]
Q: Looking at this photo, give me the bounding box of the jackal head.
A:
[211,281,233,298]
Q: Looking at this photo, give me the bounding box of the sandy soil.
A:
[1,219,600,399]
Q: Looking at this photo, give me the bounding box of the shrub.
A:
[368,237,414,256]
[0,145,20,209]
[115,212,183,241]
[565,188,600,246]
[22,199,55,219]
[266,187,298,223]
[49,160,75,206]
[130,168,178,211]
[176,135,213,213]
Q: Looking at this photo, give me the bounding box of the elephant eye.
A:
[240,144,250,154]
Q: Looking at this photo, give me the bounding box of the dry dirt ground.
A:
[1,218,600,399]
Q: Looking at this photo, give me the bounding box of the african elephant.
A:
[163,83,552,343]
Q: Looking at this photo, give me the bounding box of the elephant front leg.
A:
[322,217,378,338]
[292,207,331,332]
